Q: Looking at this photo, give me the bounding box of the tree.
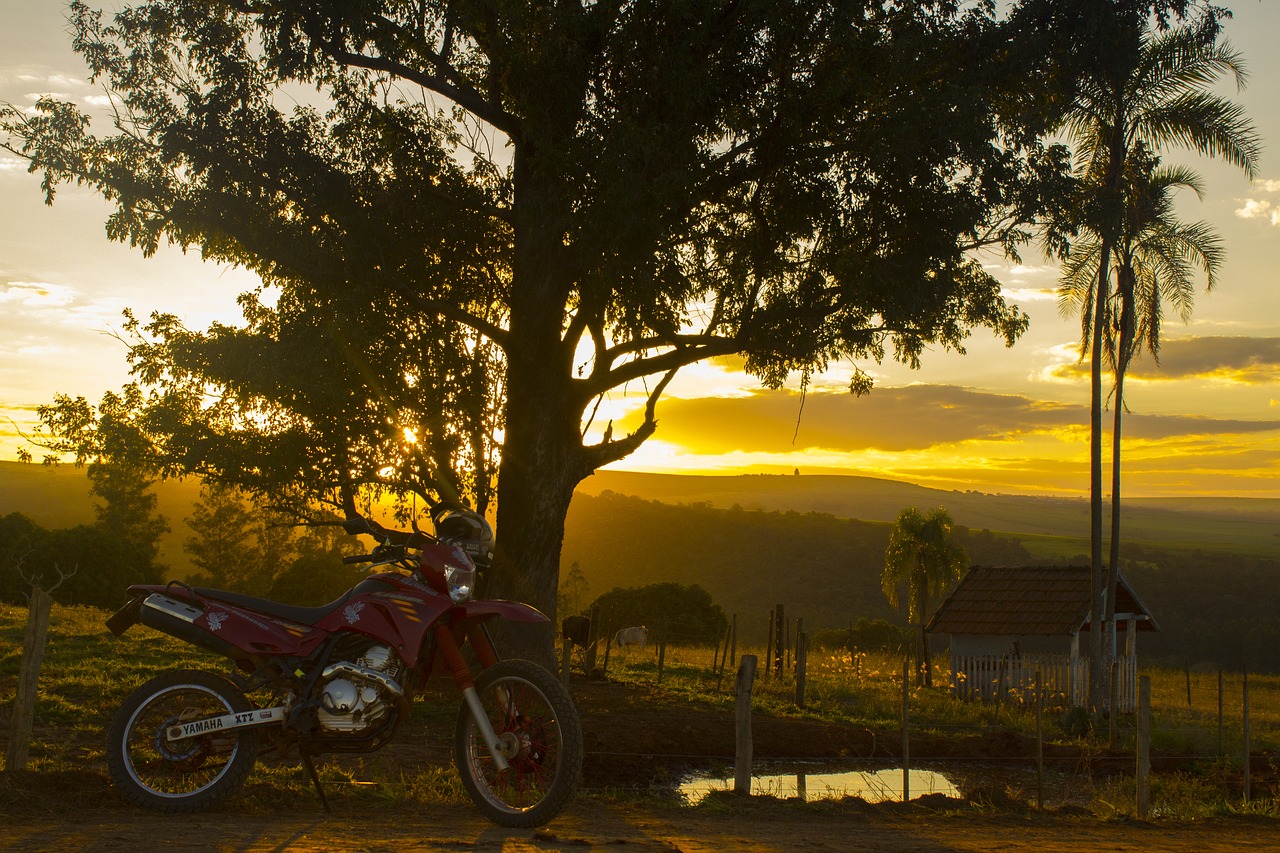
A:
[0,513,47,603]
[1052,9,1259,708]
[5,1,1086,658]
[591,582,728,647]
[1060,152,1224,663]
[86,460,169,581]
[185,483,271,594]
[882,507,966,687]
[557,561,591,619]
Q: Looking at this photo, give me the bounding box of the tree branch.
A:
[581,368,678,470]
[299,13,521,138]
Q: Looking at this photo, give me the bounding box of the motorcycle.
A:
[102,501,583,828]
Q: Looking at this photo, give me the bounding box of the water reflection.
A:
[680,768,959,804]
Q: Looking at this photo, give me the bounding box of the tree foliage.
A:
[591,582,728,648]
[1049,5,1260,708]
[882,506,966,686]
[0,463,167,607]
[2,0,1133,655]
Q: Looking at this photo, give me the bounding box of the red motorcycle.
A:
[103,502,582,828]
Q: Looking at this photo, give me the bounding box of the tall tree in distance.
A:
[882,507,967,688]
[1060,150,1225,667]
[5,1,1093,656]
[185,483,280,595]
[1054,7,1259,708]
[86,461,168,580]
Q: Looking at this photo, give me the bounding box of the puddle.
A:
[679,767,960,804]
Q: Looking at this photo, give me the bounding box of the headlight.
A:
[444,561,476,603]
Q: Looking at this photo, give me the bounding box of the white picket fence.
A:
[949,652,1137,712]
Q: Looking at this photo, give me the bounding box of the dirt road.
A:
[6,798,1278,852]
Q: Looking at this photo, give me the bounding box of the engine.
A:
[316,643,404,734]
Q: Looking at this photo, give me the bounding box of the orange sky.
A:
[2,2,1279,499]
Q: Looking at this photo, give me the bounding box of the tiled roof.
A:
[925,566,1158,637]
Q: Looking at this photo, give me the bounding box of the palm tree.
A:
[1061,152,1225,665]
[882,507,967,688]
[1057,14,1260,709]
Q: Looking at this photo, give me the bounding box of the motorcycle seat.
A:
[191,578,396,626]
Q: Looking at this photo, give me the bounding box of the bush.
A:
[590,582,728,646]
[812,617,911,654]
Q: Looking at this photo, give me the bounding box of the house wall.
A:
[947,634,1072,658]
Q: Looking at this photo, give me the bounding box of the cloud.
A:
[0,281,76,308]
[1001,287,1059,303]
[1131,337,1280,384]
[1235,198,1280,226]
[1046,337,1280,385]
[621,385,1078,454]
[616,382,1280,459]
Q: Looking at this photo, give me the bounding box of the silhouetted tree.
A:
[5,0,1146,657]
[882,507,966,687]
[592,583,727,647]
[1051,8,1258,708]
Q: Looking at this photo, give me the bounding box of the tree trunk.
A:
[486,147,586,666]
[1088,252,1110,713]
[1105,316,1133,710]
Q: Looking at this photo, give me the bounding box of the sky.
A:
[1,2,1278,500]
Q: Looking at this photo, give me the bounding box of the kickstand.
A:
[301,754,331,813]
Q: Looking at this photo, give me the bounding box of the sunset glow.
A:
[2,2,1279,500]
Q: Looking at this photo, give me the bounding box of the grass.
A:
[3,601,1278,819]
[607,641,1280,755]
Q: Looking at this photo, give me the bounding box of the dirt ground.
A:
[6,796,1279,852]
[3,678,1277,852]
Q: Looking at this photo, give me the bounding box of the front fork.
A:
[435,622,509,772]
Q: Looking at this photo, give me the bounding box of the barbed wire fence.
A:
[561,609,1278,812]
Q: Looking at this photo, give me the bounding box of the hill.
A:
[0,461,203,575]
[3,462,1279,578]
[578,471,1280,559]
[5,461,1279,667]
[561,490,1033,643]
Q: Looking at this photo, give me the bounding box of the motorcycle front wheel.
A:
[106,669,258,812]
[455,659,584,827]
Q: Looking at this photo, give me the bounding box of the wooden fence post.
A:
[584,603,601,674]
[1136,675,1151,817]
[773,605,785,676]
[1109,660,1120,751]
[795,628,808,708]
[561,637,572,688]
[1184,657,1193,711]
[656,637,667,684]
[1243,669,1251,805]
[5,586,53,773]
[1218,669,1224,759]
[765,612,775,679]
[735,655,757,795]
[728,614,737,677]
[1035,671,1044,810]
[902,657,910,803]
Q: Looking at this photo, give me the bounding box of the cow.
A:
[614,625,648,650]
[561,615,591,649]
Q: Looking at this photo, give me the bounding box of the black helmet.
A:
[433,505,495,569]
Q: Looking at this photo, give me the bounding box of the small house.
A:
[925,566,1159,710]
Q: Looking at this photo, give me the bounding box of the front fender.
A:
[458,599,548,624]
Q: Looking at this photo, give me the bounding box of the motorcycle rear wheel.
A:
[106,669,258,812]
[455,659,583,827]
